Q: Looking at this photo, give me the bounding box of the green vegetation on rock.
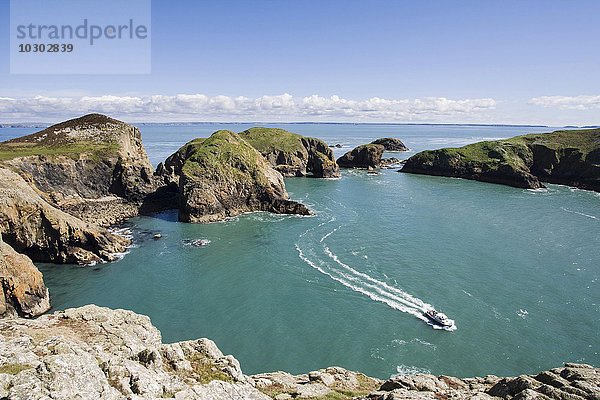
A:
[0,363,32,375]
[239,127,306,155]
[402,128,600,191]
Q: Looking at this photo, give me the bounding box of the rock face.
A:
[401,128,600,191]
[362,364,599,400]
[239,127,340,178]
[157,130,312,223]
[0,305,269,399]
[0,305,597,399]
[0,114,163,226]
[0,167,129,264]
[251,367,381,399]
[0,236,50,318]
[337,144,385,169]
[371,138,409,152]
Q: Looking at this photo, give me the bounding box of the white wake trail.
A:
[296,223,456,331]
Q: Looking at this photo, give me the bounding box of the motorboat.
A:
[424,309,453,327]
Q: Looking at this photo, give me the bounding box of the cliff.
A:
[157,130,312,223]
[0,236,50,318]
[0,114,162,226]
[0,305,597,400]
[0,167,129,264]
[401,129,600,191]
[337,144,385,169]
[239,127,340,178]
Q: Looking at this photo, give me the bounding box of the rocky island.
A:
[156,129,312,223]
[401,128,600,191]
[239,127,340,178]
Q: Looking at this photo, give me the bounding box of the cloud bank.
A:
[528,95,600,110]
[0,93,497,122]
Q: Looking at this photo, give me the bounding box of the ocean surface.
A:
[1,123,598,379]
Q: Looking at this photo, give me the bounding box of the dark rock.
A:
[337,144,385,169]
[371,138,409,151]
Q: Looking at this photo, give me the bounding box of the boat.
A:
[424,309,453,327]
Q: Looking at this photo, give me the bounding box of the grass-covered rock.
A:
[160,130,312,223]
[371,137,409,152]
[0,114,163,226]
[401,128,600,191]
[337,144,385,169]
[239,127,340,178]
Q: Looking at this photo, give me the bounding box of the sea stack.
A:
[157,130,313,223]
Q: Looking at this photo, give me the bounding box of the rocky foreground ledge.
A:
[0,306,597,400]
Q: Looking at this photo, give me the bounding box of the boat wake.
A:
[295,219,456,331]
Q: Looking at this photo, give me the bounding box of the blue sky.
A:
[1,0,599,124]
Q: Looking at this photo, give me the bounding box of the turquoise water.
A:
[2,124,598,378]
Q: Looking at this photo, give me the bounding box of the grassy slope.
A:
[181,130,269,187]
[0,142,119,161]
[410,128,600,171]
[238,127,306,155]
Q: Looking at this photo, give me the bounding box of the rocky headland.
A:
[0,305,597,400]
[156,130,313,223]
[401,128,600,191]
[239,127,340,178]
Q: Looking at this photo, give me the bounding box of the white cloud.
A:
[528,95,600,110]
[0,93,497,122]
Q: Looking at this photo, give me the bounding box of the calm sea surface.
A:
[1,123,598,378]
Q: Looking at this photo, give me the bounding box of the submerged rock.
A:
[158,130,313,223]
[337,144,385,169]
[239,127,340,178]
[0,236,50,318]
[371,137,409,152]
[401,128,600,191]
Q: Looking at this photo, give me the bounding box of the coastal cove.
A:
[1,123,598,380]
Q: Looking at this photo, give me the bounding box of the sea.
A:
[1,123,598,379]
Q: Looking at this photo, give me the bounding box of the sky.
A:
[0,0,599,125]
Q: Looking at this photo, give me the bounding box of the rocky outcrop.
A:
[251,367,381,399]
[0,168,129,264]
[337,144,385,169]
[0,305,269,399]
[0,114,164,226]
[371,138,409,152]
[239,127,340,178]
[0,305,597,399]
[401,128,600,191]
[362,363,599,400]
[0,236,50,318]
[158,130,312,223]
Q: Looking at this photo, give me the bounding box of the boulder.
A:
[337,144,385,168]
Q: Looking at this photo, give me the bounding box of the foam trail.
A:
[296,223,456,331]
[560,207,598,220]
